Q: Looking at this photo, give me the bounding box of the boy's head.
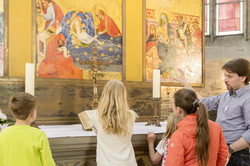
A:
[9,92,37,120]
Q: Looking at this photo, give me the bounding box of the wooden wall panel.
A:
[0,79,154,125]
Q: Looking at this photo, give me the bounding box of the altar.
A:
[40,122,167,166]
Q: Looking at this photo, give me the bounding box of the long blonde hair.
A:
[162,113,180,146]
[98,80,134,136]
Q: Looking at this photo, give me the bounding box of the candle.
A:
[153,69,160,98]
[25,63,35,95]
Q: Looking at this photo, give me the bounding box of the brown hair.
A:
[96,9,105,16]
[162,113,180,147]
[222,58,250,85]
[174,89,209,166]
[9,92,37,120]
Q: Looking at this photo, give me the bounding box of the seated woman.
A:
[38,33,83,79]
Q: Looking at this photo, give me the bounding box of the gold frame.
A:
[142,0,205,87]
[32,0,126,82]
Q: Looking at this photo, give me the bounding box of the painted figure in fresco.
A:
[192,20,202,51]
[157,13,170,45]
[146,24,161,79]
[95,9,122,37]
[71,19,100,45]
[38,0,64,30]
[37,33,83,79]
[175,15,191,52]
[156,13,175,76]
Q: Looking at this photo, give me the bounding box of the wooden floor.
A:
[49,133,163,166]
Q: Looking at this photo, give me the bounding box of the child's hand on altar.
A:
[147,132,156,143]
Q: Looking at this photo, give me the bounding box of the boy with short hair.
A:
[0,92,55,166]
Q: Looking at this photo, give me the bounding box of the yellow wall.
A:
[9,0,32,77]
[126,0,143,81]
[8,0,143,81]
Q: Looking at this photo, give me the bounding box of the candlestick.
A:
[145,97,162,127]
[153,69,160,98]
[25,63,35,95]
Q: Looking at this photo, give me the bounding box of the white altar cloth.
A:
[39,122,167,138]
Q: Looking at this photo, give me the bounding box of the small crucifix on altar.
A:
[79,46,110,109]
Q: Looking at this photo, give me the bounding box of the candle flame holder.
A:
[146,97,161,127]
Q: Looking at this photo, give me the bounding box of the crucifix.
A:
[79,46,110,109]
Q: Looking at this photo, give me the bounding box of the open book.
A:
[78,110,94,130]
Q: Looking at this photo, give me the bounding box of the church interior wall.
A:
[1,0,250,124]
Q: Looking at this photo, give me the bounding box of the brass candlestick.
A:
[146,97,161,127]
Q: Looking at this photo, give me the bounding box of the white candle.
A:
[25,63,35,95]
[153,69,160,98]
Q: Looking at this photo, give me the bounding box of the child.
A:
[0,92,55,166]
[165,89,229,166]
[147,113,180,166]
[91,80,137,166]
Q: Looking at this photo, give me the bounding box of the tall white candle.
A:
[25,63,35,95]
[153,69,160,98]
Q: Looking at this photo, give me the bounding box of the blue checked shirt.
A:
[201,84,250,144]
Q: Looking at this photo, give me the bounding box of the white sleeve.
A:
[44,5,55,28]
[155,139,165,156]
[44,5,55,21]
[91,110,98,134]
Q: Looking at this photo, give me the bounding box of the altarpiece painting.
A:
[35,0,123,80]
[145,0,204,85]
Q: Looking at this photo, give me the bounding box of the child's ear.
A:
[30,109,37,119]
[176,106,182,114]
[176,106,184,117]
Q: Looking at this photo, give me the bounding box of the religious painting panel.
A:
[0,0,5,77]
[35,0,124,80]
[144,0,204,86]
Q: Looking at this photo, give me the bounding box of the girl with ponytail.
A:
[165,89,229,166]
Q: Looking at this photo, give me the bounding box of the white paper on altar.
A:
[39,122,167,138]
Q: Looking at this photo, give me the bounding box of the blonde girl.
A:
[147,113,180,166]
[91,80,137,166]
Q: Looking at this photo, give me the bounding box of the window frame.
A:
[205,0,210,36]
[215,0,243,36]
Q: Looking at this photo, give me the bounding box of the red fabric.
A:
[41,1,64,30]
[193,28,202,49]
[54,53,83,79]
[146,41,157,52]
[98,15,121,37]
[165,114,229,166]
[38,33,83,79]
